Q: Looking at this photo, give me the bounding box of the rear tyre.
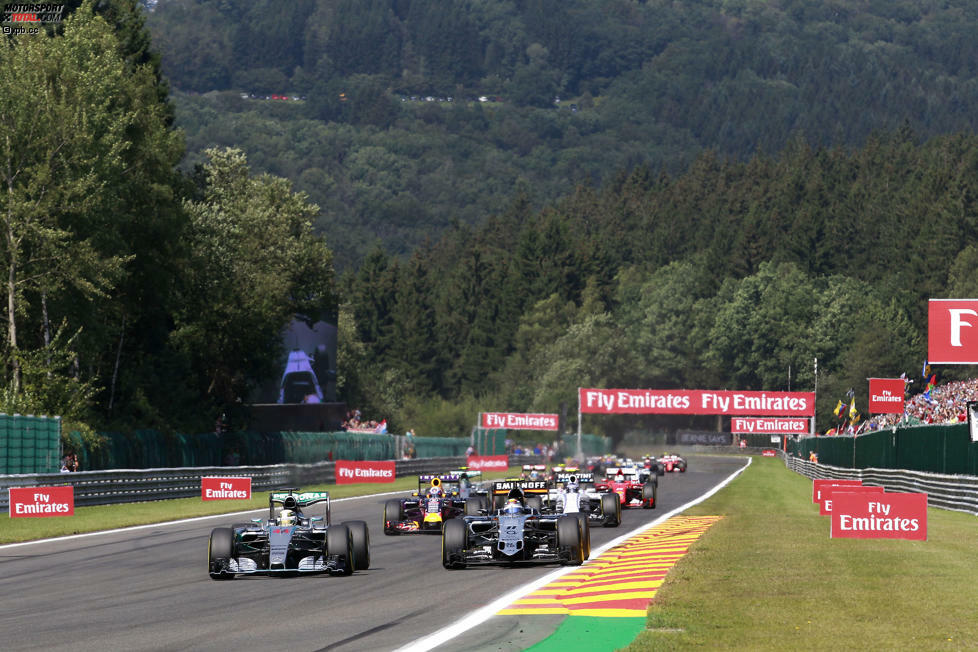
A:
[556,515,583,566]
[526,495,543,513]
[346,520,370,570]
[326,524,354,576]
[601,493,620,527]
[442,518,467,569]
[383,499,403,535]
[208,527,235,580]
[642,482,657,509]
[575,512,591,560]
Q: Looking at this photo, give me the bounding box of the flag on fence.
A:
[849,398,859,420]
[834,400,845,418]
[374,419,388,434]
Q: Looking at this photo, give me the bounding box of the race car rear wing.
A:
[268,489,330,520]
[491,480,549,496]
[554,471,594,485]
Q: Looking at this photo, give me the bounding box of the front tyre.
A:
[556,515,584,566]
[642,482,657,509]
[326,524,354,576]
[383,499,403,535]
[575,512,591,560]
[208,527,235,580]
[346,520,370,570]
[442,518,467,569]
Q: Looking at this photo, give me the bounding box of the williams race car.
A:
[383,474,484,535]
[442,484,589,569]
[541,470,621,527]
[207,488,369,579]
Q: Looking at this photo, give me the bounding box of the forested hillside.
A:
[147,0,978,266]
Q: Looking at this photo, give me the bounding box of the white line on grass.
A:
[0,489,413,550]
[397,456,752,652]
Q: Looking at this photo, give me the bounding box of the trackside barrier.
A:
[0,455,544,512]
[784,453,978,516]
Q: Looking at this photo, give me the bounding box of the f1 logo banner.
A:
[201,477,252,500]
[929,299,978,364]
[481,412,559,430]
[9,486,74,517]
[580,388,815,416]
[335,460,396,484]
[831,492,927,541]
[868,378,906,414]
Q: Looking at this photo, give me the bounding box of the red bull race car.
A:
[383,473,484,534]
[207,488,369,579]
[595,466,657,508]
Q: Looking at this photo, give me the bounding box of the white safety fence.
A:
[784,453,978,516]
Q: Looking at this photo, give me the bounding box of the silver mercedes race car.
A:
[441,484,589,569]
[207,488,369,579]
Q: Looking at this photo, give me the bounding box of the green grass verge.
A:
[624,456,978,650]
[0,468,518,545]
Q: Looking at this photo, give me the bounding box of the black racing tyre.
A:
[601,493,620,527]
[442,518,467,569]
[208,527,235,580]
[326,524,354,576]
[642,482,657,509]
[575,512,591,560]
[383,499,403,535]
[346,520,370,571]
[526,495,543,513]
[556,515,583,566]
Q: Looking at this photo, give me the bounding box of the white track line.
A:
[397,457,751,652]
[0,489,412,550]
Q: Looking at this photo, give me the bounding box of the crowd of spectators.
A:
[859,377,978,432]
[340,408,387,433]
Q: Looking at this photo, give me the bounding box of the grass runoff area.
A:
[0,469,518,545]
[625,456,978,650]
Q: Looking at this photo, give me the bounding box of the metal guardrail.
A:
[0,456,543,511]
[784,453,978,516]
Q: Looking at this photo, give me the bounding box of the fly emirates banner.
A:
[579,388,815,416]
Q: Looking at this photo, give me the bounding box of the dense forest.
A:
[146,0,978,266]
[4,1,978,450]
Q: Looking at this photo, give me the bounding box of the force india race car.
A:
[383,474,483,534]
[595,466,657,508]
[541,470,621,527]
[442,484,589,569]
[658,453,687,473]
[207,488,369,579]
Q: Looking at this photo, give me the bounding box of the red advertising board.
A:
[868,378,905,414]
[928,299,978,364]
[820,485,885,515]
[335,460,396,484]
[579,388,814,416]
[761,449,777,457]
[831,492,927,540]
[201,476,252,500]
[466,455,509,471]
[731,417,808,434]
[9,486,74,517]
[481,412,559,430]
[813,479,863,503]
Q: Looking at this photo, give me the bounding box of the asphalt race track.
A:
[0,454,747,652]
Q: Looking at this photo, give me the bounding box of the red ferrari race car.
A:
[595,466,657,509]
[657,453,687,473]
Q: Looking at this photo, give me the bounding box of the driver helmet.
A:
[529,469,539,480]
[428,485,442,496]
[279,509,295,526]
[503,498,522,515]
[567,476,580,493]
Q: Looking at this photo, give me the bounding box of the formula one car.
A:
[488,477,550,512]
[207,488,369,579]
[383,474,484,535]
[441,484,588,569]
[658,453,687,473]
[595,466,657,508]
[541,469,621,528]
